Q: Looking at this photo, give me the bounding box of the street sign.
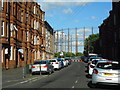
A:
[60,51,63,56]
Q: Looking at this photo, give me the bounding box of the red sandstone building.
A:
[99,1,120,61]
[1,1,54,69]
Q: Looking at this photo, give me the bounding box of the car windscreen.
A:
[89,57,102,61]
[92,60,98,65]
[50,60,56,62]
[57,59,62,61]
[96,63,120,69]
[34,61,47,64]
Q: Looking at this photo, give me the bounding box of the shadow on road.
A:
[87,81,120,89]
[86,74,92,78]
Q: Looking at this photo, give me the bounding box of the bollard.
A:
[39,64,41,75]
[22,67,25,78]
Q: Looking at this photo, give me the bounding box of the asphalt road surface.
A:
[3,62,119,89]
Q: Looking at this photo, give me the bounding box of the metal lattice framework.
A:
[54,27,98,54]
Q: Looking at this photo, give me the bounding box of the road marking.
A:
[75,80,78,83]
[72,86,75,88]
[32,79,38,82]
[20,80,28,84]
[3,75,48,88]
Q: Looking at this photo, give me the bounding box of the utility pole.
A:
[65,35,67,52]
[83,27,85,46]
[68,28,70,52]
[76,28,78,54]
[56,31,59,52]
[61,29,64,52]
[71,35,72,53]
[92,27,94,34]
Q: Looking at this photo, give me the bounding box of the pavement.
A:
[2,66,37,88]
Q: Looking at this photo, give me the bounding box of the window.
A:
[42,27,44,34]
[114,32,117,43]
[6,22,9,37]
[34,36,37,45]
[114,14,116,25]
[34,6,36,14]
[34,20,36,29]
[119,30,120,40]
[26,31,29,41]
[1,21,4,36]
[1,0,4,10]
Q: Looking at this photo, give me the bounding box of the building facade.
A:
[99,1,120,61]
[1,1,47,69]
[44,21,54,59]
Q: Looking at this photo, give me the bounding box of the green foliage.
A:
[76,52,83,56]
[84,33,99,56]
[54,52,76,58]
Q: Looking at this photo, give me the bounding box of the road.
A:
[3,62,91,89]
[3,62,119,89]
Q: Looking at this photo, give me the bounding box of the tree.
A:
[84,33,99,56]
[54,52,75,58]
[76,52,83,56]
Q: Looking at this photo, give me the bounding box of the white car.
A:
[31,60,54,75]
[49,59,61,70]
[62,58,68,67]
[88,59,107,75]
[91,60,120,87]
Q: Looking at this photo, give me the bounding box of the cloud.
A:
[77,28,92,33]
[90,16,97,20]
[38,0,112,2]
[38,0,93,11]
[74,20,79,23]
[45,13,53,17]
[63,8,73,14]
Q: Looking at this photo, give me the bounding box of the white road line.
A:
[75,80,78,83]
[31,79,38,82]
[20,80,28,84]
[72,86,75,88]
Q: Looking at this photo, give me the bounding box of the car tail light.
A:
[55,62,58,64]
[43,65,48,68]
[90,65,94,68]
[31,66,35,68]
[106,61,112,63]
[93,69,98,74]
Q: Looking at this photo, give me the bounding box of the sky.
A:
[37,0,112,53]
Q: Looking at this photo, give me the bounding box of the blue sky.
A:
[39,2,112,30]
[38,1,112,53]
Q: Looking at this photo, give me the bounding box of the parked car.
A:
[91,60,120,88]
[65,58,71,65]
[49,59,61,70]
[87,57,103,71]
[88,59,107,75]
[62,58,68,67]
[65,57,72,65]
[57,58,64,68]
[31,60,54,75]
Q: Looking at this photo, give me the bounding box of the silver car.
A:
[31,60,54,75]
[91,60,120,87]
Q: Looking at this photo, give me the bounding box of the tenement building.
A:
[1,1,48,69]
[44,21,54,59]
[99,1,120,61]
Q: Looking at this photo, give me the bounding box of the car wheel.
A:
[32,72,34,75]
[88,81,96,88]
[48,70,52,75]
